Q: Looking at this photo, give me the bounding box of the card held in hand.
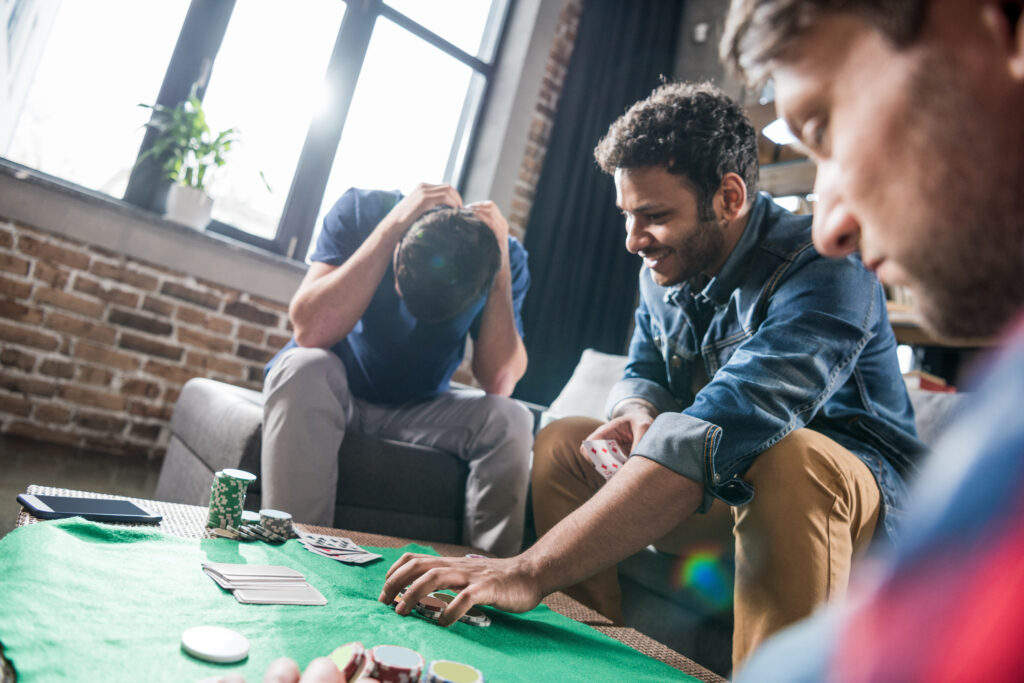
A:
[581,439,628,480]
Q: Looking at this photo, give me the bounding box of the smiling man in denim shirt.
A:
[378,82,925,673]
[530,81,926,669]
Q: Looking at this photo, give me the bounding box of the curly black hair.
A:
[594,81,758,220]
[394,208,500,324]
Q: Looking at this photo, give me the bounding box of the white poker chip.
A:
[180,625,250,663]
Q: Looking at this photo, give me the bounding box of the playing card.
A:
[233,584,327,605]
[202,562,305,582]
[581,439,628,480]
[202,568,307,590]
[202,562,327,605]
[296,531,382,564]
[296,531,362,552]
[299,540,381,565]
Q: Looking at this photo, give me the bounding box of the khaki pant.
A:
[531,416,880,671]
[262,346,534,557]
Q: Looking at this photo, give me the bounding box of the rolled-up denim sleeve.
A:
[605,294,680,417]
[634,256,884,512]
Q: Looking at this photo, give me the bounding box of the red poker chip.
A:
[371,644,424,683]
[416,595,447,614]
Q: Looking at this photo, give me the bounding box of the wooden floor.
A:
[0,435,162,538]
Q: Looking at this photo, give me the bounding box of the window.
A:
[200,0,347,239]
[3,0,190,196]
[309,15,481,257]
[383,0,504,58]
[1,0,511,261]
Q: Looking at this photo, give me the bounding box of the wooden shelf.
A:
[887,302,993,348]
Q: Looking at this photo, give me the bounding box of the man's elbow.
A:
[479,375,516,397]
[476,359,527,396]
[289,298,335,348]
[292,328,320,348]
[291,318,329,349]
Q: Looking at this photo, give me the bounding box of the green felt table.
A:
[1,486,724,683]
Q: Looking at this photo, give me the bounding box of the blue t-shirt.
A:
[266,188,530,404]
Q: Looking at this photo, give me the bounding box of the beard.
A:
[652,217,727,287]
[899,50,1024,340]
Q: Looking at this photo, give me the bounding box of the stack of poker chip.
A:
[206,468,256,529]
[259,508,294,539]
[369,645,424,682]
[241,510,261,525]
[413,594,447,622]
[328,641,484,682]
[424,592,492,627]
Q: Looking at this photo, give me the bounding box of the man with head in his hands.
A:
[263,182,533,558]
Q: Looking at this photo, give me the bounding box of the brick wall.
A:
[506,0,583,239]
[0,219,290,459]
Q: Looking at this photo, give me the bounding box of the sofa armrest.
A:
[169,378,263,475]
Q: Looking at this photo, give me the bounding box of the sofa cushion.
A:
[907,388,968,448]
[159,377,470,545]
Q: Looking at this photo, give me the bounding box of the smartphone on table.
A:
[16,493,163,524]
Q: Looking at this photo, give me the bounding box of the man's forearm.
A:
[471,255,527,395]
[290,219,406,348]
[520,456,702,596]
[611,397,659,420]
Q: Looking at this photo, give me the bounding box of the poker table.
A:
[0,485,724,682]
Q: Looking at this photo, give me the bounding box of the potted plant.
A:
[138,88,237,230]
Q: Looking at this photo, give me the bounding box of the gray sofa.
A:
[540,349,967,677]
[155,377,547,543]
[155,378,471,542]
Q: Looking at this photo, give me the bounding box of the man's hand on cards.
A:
[580,439,628,479]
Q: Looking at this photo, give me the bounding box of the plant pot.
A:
[164,184,213,231]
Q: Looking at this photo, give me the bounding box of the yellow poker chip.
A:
[428,659,485,683]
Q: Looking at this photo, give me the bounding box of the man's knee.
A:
[476,394,533,442]
[735,428,880,547]
[266,347,345,392]
[743,429,872,498]
[468,395,534,474]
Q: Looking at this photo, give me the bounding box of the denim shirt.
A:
[606,193,927,539]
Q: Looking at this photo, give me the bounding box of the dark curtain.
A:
[514,0,683,405]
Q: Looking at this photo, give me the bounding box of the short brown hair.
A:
[721,0,930,87]
[395,208,500,323]
[594,81,758,220]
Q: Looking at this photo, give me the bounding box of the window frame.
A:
[121,0,512,259]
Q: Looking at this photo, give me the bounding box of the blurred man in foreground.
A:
[719,0,1024,679]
